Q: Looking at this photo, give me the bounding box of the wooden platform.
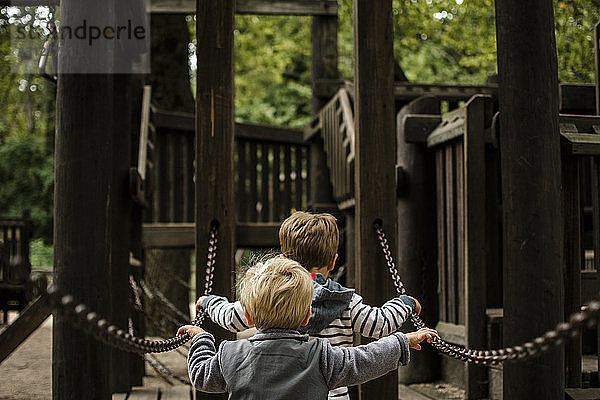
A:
[113,386,192,400]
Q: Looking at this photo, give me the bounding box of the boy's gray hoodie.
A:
[187,329,410,400]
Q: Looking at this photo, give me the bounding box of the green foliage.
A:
[0,7,55,243]
[0,133,54,241]
[29,237,53,268]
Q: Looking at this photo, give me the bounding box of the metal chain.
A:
[36,225,219,354]
[374,222,600,366]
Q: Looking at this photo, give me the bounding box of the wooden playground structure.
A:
[4,0,600,399]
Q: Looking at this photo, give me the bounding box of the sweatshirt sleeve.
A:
[200,295,252,332]
[349,293,415,338]
[320,332,410,389]
[187,332,227,393]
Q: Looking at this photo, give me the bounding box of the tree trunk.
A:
[145,14,195,335]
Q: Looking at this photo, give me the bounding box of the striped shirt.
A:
[201,293,414,400]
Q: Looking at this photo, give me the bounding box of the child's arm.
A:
[321,328,437,390]
[178,327,227,393]
[349,293,420,339]
[196,295,252,333]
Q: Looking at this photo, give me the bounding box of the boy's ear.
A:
[301,308,311,326]
[327,253,338,272]
[244,309,255,326]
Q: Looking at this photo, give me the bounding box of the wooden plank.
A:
[127,388,160,399]
[561,133,600,156]
[111,393,128,400]
[143,223,280,248]
[393,83,497,102]
[309,13,337,207]
[455,141,465,325]
[248,142,258,221]
[0,295,52,363]
[284,146,292,215]
[560,84,596,115]
[260,144,270,222]
[436,150,447,322]
[427,108,466,148]
[138,86,152,180]
[237,141,248,222]
[563,155,582,388]
[293,146,303,211]
[463,96,488,399]
[195,2,236,398]
[160,386,193,399]
[353,1,398,398]
[236,123,304,144]
[445,144,456,324]
[151,0,338,15]
[273,145,282,221]
[173,134,184,222]
[401,114,442,144]
[396,95,440,385]
[236,222,280,248]
[496,0,564,396]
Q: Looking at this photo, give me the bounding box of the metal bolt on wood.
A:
[375,222,600,365]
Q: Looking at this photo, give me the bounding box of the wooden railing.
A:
[306,88,355,205]
[0,211,32,284]
[143,107,310,225]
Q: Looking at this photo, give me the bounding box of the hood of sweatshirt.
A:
[299,273,354,335]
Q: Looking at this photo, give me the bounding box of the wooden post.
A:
[396,96,440,384]
[310,14,338,208]
[195,1,235,399]
[563,156,581,388]
[54,36,112,400]
[495,1,564,399]
[353,1,397,399]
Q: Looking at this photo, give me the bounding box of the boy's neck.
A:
[309,266,329,278]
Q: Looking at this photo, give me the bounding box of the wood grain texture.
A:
[353,1,397,398]
[496,0,564,398]
[195,2,236,398]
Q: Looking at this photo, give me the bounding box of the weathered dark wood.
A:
[445,144,456,324]
[353,1,398,398]
[273,145,282,221]
[195,4,235,399]
[284,146,293,215]
[393,83,497,102]
[238,141,248,222]
[401,114,442,143]
[248,142,259,221]
[260,144,270,222]
[310,14,338,209]
[236,223,280,248]
[151,0,338,15]
[560,84,596,115]
[463,96,488,399]
[396,95,440,384]
[563,156,582,388]
[236,123,304,144]
[455,142,465,325]
[142,223,280,249]
[496,0,564,398]
[436,150,447,322]
[0,294,52,363]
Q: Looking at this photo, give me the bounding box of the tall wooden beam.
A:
[195,2,235,400]
[353,1,397,399]
[310,15,337,208]
[396,96,440,385]
[495,1,564,399]
[54,7,112,399]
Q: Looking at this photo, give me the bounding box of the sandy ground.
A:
[0,312,192,400]
[0,315,53,400]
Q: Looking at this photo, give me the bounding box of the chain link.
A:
[374,222,600,366]
[35,225,219,354]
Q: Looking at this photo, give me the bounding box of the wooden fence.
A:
[145,108,310,225]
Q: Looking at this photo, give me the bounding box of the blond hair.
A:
[239,256,313,330]
[279,211,339,270]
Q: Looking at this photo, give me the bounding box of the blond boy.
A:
[198,212,422,400]
[179,256,437,400]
